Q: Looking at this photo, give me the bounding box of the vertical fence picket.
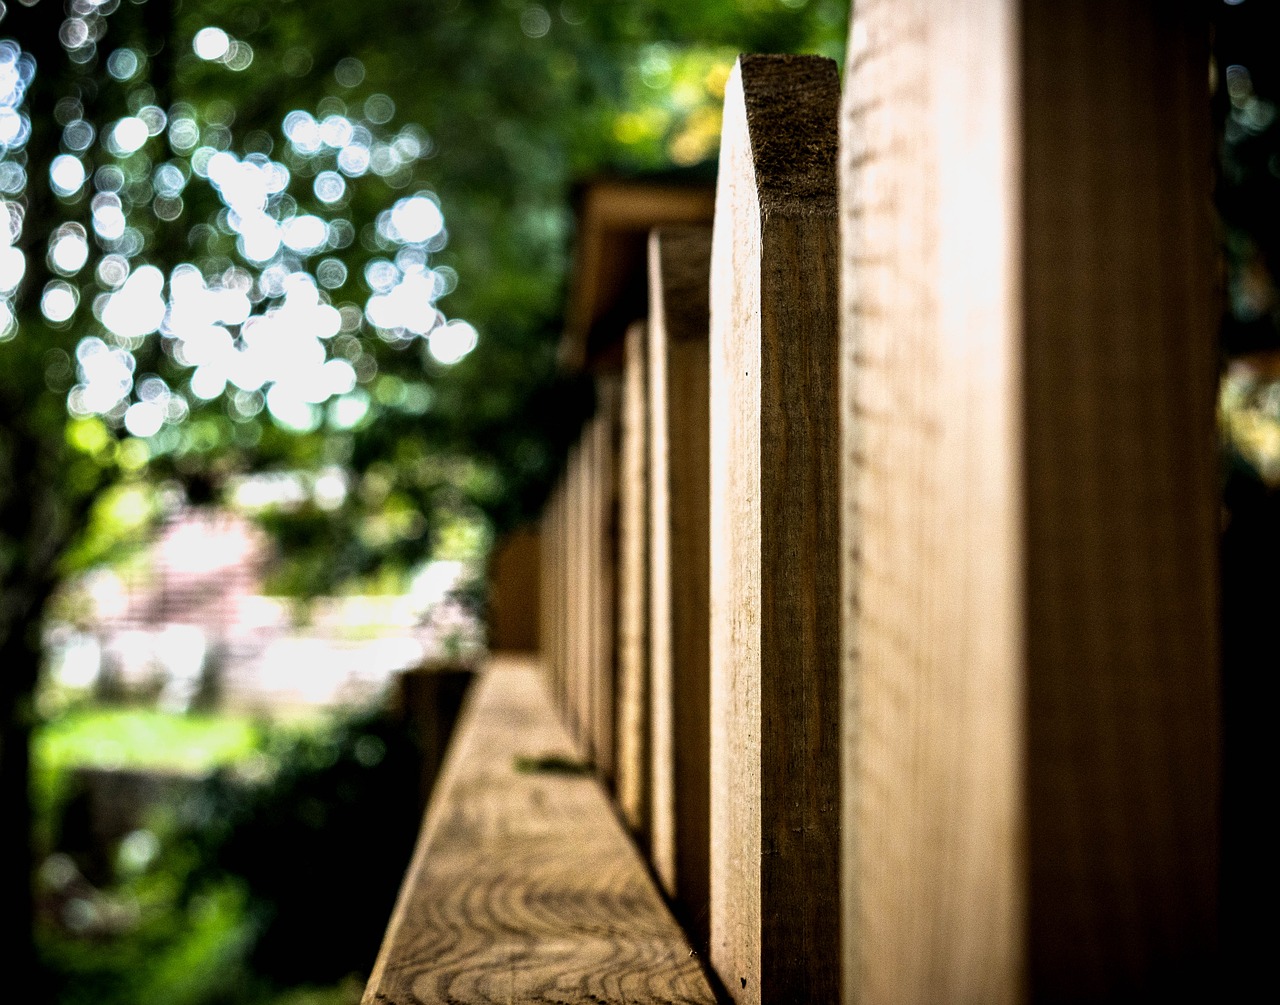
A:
[647,226,713,954]
[617,321,651,836]
[594,379,621,783]
[709,54,841,1005]
[841,2,1219,1001]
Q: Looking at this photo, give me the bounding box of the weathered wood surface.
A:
[647,226,712,955]
[363,656,717,1005]
[841,2,1219,1002]
[709,54,841,1005]
[616,321,651,838]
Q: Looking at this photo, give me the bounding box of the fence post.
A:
[617,321,650,836]
[540,482,561,707]
[647,226,713,953]
[709,54,841,1005]
[571,437,590,753]
[840,2,1218,1001]
[589,379,620,780]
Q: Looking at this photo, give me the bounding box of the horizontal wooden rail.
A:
[363,656,715,1005]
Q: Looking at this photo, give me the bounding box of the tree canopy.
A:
[1,0,849,605]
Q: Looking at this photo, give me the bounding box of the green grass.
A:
[36,708,264,777]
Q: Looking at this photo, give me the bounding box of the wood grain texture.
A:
[1020,4,1219,999]
[647,227,713,956]
[710,54,841,1005]
[840,3,1023,1001]
[617,321,651,837]
[840,2,1218,1001]
[364,656,716,1005]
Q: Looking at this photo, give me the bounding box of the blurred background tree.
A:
[0,0,849,998]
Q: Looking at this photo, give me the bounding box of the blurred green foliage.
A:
[2,0,851,623]
[0,4,848,987]
[35,698,428,1005]
[33,704,262,816]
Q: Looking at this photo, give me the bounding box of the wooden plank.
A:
[589,378,621,782]
[393,665,473,817]
[543,483,565,711]
[647,226,713,955]
[562,182,716,371]
[487,527,540,652]
[364,656,717,1005]
[539,495,553,692]
[616,321,651,836]
[567,440,587,750]
[553,482,565,713]
[577,430,594,757]
[554,483,567,711]
[709,54,841,1005]
[840,2,1219,1001]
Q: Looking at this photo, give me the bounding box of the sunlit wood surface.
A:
[709,53,841,1005]
[841,1,1219,1001]
[617,323,651,838]
[363,657,715,1005]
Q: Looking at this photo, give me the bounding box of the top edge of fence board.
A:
[562,182,716,372]
[363,657,715,1005]
[649,227,713,345]
[736,54,839,215]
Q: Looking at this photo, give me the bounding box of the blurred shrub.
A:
[37,696,430,1005]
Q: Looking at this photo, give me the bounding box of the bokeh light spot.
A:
[194,27,231,61]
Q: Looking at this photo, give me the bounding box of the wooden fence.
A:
[373,3,1219,1002]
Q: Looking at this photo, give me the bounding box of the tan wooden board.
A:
[566,442,584,750]
[364,657,716,1005]
[709,54,842,1005]
[617,321,651,837]
[841,2,1219,1001]
[647,226,713,956]
[545,484,566,712]
[589,380,621,781]
[539,495,555,696]
[488,527,540,653]
[562,181,716,371]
